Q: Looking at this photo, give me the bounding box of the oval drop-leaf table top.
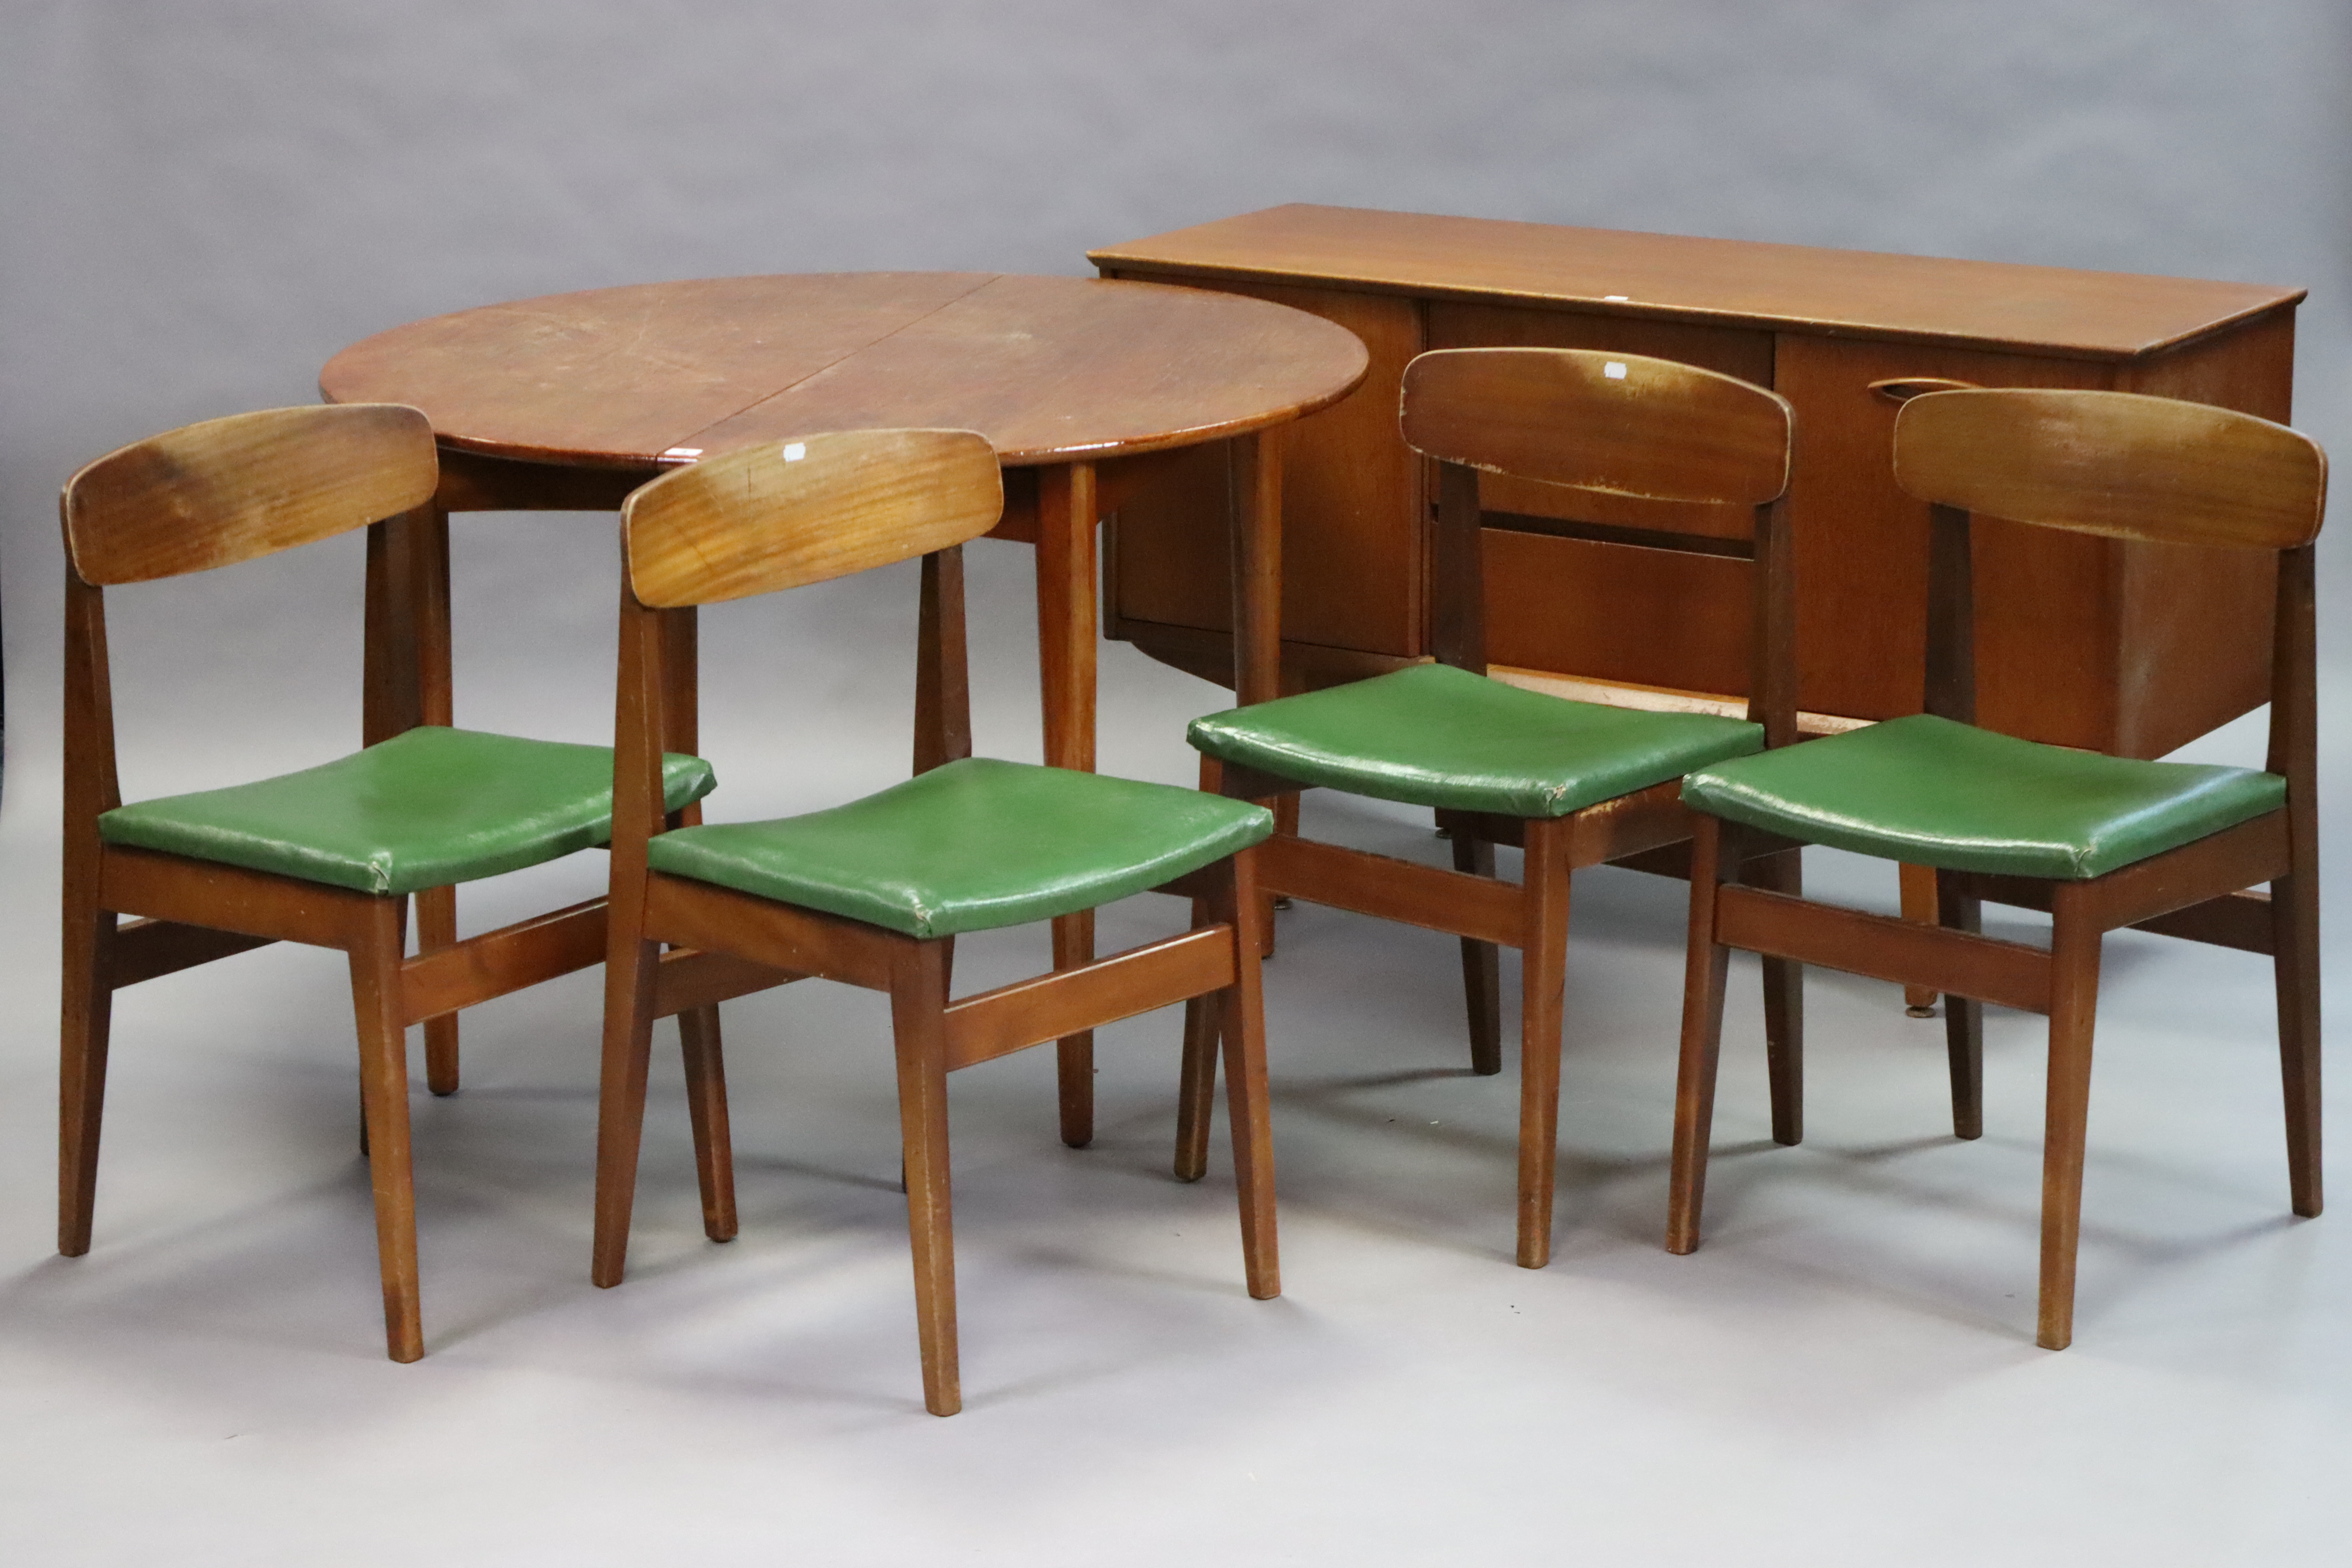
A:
[319,272,1371,471]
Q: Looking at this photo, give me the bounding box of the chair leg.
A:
[1213,854,1280,1298]
[678,1005,737,1242]
[590,929,662,1289]
[1173,891,1220,1183]
[1937,868,1985,1141]
[1743,847,1805,1146]
[1452,828,1504,1077]
[1667,816,1734,1256]
[1051,910,1095,1149]
[416,884,460,1096]
[1899,862,1942,1016]
[2273,853,2322,1218]
[2037,892,2103,1350]
[890,940,959,1416]
[1515,817,1572,1269]
[58,903,117,1258]
[348,897,424,1362]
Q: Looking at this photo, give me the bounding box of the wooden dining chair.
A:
[1181,347,1802,1268]
[58,403,725,1362]
[590,427,1280,1417]
[1667,387,2325,1349]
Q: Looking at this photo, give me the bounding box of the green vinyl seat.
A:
[1187,660,1765,819]
[1681,711,2286,881]
[100,724,717,897]
[648,755,1274,939]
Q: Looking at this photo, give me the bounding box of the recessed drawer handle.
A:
[1870,377,1979,405]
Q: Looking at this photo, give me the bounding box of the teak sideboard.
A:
[1090,204,2303,758]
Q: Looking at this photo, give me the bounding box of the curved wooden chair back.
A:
[62,404,437,587]
[620,429,1003,609]
[1894,388,2326,552]
[1401,347,1793,508]
[1394,347,1798,747]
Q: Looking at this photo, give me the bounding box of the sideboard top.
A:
[1089,204,2303,361]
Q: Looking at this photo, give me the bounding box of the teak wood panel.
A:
[1484,530,1753,700]
[1777,331,2288,753]
[1091,210,2299,753]
[1089,204,2301,360]
[1103,279,1425,657]
[2109,310,2294,759]
[1773,334,2122,741]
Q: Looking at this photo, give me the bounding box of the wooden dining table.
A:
[319,270,1368,1144]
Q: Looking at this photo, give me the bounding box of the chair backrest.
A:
[620,429,1003,609]
[1893,388,2325,552]
[1890,387,2327,780]
[1396,347,1798,745]
[62,404,438,586]
[1402,347,1792,507]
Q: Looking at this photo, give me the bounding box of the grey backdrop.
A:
[3,4,2350,1563]
[5,0,2348,800]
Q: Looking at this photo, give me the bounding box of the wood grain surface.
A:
[1894,388,2327,551]
[1401,347,1792,505]
[319,273,1368,471]
[1092,204,2303,360]
[64,404,437,586]
[622,429,1003,607]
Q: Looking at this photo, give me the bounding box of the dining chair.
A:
[1181,347,1802,1268]
[1666,387,2325,1348]
[589,427,1280,1417]
[58,403,723,1361]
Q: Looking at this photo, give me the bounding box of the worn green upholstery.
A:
[648,756,1273,939]
[101,726,716,896]
[1681,713,2285,880]
[1187,661,1765,819]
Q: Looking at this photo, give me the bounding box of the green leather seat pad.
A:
[1187,662,1765,818]
[1681,713,2285,880]
[101,726,716,896]
[646,756,1273,939]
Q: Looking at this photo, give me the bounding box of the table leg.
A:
[1037,463,1099,1147]
[1228,432,1285,949]
[1227,432,1283,707]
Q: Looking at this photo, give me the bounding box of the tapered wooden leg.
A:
[1667,817,1734,1255]
[1899,862,1941,1015]
[2037,891,2102,1350]
[1051,912,1095,1149]
[1516,818,1572,1269]
[678,1005,737,1242]
[590,929,661,1289]
[2273,854,2322,1218]
[1936,868,1986,1139]
[1211,853,1280,1298]
[416,884,460,1096]
[1173,891,1220,1182]
[1229,433,1286,956]
[1037,463,1100,1152]
[58,900,117,1257]
[890,940,960,1416]
[1743,847,1805,1145]
[348,897,423,1362]
[1453,828,1504,1077]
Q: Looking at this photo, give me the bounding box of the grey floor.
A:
[2,533,2347,1566]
